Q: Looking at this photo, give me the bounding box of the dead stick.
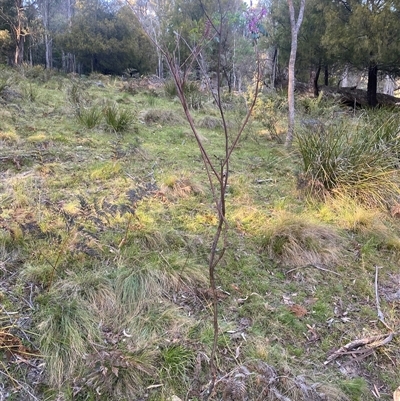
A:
[375,265,393,331]
[324,333,395,365]
[286,263,341,276]
[375,265,384,321]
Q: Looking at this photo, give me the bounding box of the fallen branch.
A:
[324,332,395,365]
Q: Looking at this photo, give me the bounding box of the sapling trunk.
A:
[129,1,263,396]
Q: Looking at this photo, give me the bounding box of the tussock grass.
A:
[82,348,157,400]
[259,210,344,268]
[0,130,19,142]
[318,196,386,233]
[37,290,101,387]
[197,115,222,129]
[160,174,205,200]
[103,101,133,132]
[138,108,184,125]
[76,104,103,128]
[318,195,400,253]
[295,115,400,208]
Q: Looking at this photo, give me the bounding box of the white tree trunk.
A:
[285,0,306,147]
[383,74,395,96]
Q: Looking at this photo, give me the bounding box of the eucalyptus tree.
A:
[285,0,305,147]
[267,0,337,92]
[206,0,254,92]
[0,0,29,64]
[322,0,400,107]
[297,0,336,93]
[39,0,52,68]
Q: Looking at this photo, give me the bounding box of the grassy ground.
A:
[0,65,399,400]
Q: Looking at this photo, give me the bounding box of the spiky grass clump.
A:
[76,104,103,129]
[295,115,400,208]
[103,102,133,132]
[259,211,344,268]
[0,77,10,94]
[21,82,39,101]
[66,81,88,107]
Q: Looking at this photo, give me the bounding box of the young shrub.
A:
[249,90,288,142]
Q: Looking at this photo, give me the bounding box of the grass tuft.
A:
[259,210,344,268]
[295,115,400,208]
[103,102,133,132]
[37,289,101,387]
[76,104,103,128]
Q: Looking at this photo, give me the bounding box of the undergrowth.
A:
[0,66,399,400]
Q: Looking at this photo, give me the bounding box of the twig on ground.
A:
[324,332,396,365]
[374,265,393,331]
[286,263,341,276]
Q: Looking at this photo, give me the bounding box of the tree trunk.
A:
[383,74,394,96]
[271,47,278,88]
[14,36,24,65]
[42,0,52,69]
[324,65,329,86]
[310,63,321,97]
[285,0,306,147]
[341,65,349,87]
[314,64,321,96]
[13,0,25,66]
[367,62,378,107]
[44,33,52,69]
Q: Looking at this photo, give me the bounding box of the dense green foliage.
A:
[1,0,400,100]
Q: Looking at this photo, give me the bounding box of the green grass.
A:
[0,65,399,400]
